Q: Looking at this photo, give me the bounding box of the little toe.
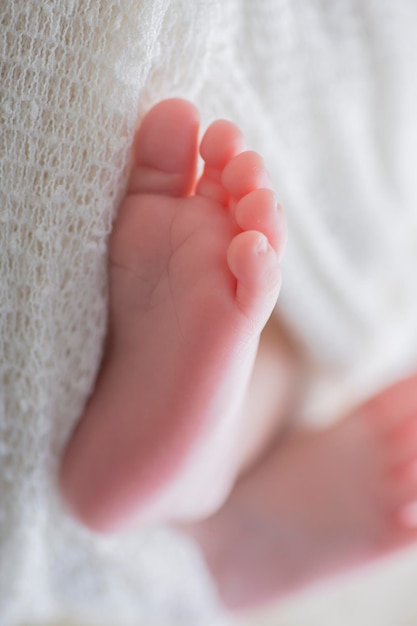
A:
[227,230,281,324]
[222,151,273,201]
[196,119,246,203]
[234,189,287,258]
[128,98,200,197]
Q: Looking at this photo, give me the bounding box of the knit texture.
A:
[0,1,227,624]
[1,1,417,625]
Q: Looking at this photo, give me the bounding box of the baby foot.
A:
[59,99,286,532]
[184,372,417,612]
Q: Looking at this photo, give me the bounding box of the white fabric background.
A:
[1,0,417,624]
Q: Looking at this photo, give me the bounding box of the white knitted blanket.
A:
[1,1,417,625]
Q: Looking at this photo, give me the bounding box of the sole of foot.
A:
[59,99,287,532]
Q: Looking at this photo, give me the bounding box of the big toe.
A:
[128,98,200,197]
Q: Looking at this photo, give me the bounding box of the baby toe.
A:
[221,151,272,200]
[234,189,287,259]
[200,119,246,170]
[196,120,246,203]
[128,98,200,197]
[227,230,281,325]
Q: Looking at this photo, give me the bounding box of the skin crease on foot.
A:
[58,98,290,532]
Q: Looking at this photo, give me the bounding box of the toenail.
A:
[258,166,272,189]
[254,234,269,255]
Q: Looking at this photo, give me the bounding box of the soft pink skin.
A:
[183,371,417,612]
[58,99,286,532]
[59,99,417,616]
